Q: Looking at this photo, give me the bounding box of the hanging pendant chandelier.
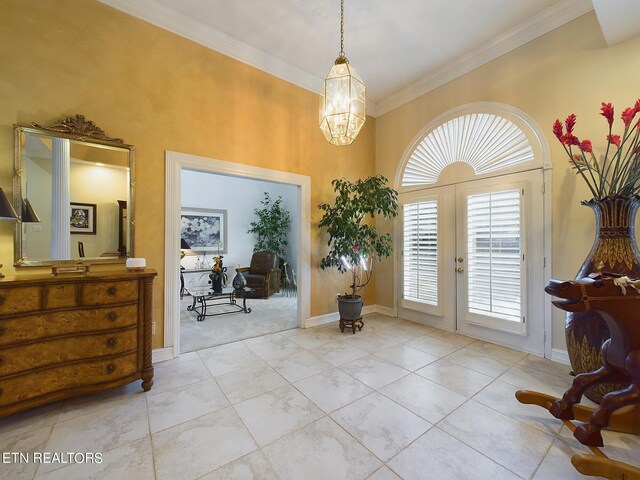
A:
[319,0,366,146]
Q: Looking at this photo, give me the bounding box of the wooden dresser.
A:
[0,269,156,417]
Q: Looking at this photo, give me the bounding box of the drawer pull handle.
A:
[0,387,3,397]
[107,312,117,322]
[106,364,116,374]
[0,357,3,366]
[107,338,116,347]
[0,327,4,336]
[107,287,117,296]
[0,296,4,306]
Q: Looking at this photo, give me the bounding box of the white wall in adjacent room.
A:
[181,169,300,281]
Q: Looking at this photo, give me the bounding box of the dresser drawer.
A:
[44,283,78,309]
[82,280,138,305]
[0,304,138,346]
[0,328,137,376]
[0,352,138,407]
[0,286,42,315]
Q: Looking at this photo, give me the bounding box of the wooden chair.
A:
[236,251,280,298]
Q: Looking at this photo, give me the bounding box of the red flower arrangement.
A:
[553,99,640,199]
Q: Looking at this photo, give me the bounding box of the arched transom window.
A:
[401,113,535,187]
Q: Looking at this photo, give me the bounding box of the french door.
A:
[399,170,545,354]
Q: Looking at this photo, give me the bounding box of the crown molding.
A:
[99,0,591,119]
[374,0,594,116]
[97,1,316,91]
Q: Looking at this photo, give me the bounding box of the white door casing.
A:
[163,151,311,360]
[394,102,552,357]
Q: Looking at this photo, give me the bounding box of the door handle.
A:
[457,258,464,263]
[456,267,464,273]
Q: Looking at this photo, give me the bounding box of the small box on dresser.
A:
[0,269,157,417]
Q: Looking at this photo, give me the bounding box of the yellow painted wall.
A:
[0,0,376,348]
[375,12,640,350]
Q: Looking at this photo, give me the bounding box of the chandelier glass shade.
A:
[319,0,366,146]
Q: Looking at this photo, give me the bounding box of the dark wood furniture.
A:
[117,200,127,257]
[186,287,253,321]
[237,251,280,298]
[340,316,364,334]
[544,274,640,447]
[0,269,156,417]
[514,273,640,479]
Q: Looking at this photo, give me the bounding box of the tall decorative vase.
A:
[210,274,223,294]
[566,195,640,402]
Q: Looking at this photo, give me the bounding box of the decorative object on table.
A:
[236,251,280,298]
[180,207,227,253]
[318,175,398,332]
[126,257,146,271]
[552,99,640,402]
[232,267,247,290]
[319,0,365,146]
[69,202,96,234]
[247,192,291,283]
[209,255,227,294]
[0,187,19,278]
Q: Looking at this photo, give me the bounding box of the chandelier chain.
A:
[339,0,345,58]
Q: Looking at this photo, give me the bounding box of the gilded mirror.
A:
[13,115,135,266]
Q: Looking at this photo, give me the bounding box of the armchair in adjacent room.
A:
[237,251,280,298]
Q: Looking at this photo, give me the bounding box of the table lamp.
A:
[0,188,19,278]
[21,198,41,223]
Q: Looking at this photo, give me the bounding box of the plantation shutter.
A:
[466,189,522,322]
[403,200,438,306]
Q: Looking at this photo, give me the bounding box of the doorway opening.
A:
[179,170,300,353]
[395,103,551,357]
[163,151,311,360]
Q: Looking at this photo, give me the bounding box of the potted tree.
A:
[318,175,398,326]
[247,192,292,291]
[247,192,291,260]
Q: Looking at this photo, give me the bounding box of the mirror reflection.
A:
[14,116,134,266]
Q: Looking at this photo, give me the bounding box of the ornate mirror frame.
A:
[13,114,135,267]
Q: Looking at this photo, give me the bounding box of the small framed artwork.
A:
[70,202,97,234]
[181,207,227,253]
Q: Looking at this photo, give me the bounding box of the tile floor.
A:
[2,313,639,480]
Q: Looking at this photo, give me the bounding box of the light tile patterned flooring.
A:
[2,313,639,480]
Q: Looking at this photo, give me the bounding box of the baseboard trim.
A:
[551,348,570,365]
[153,347,175,363]
[305,304,396,328]
[305,311,338,328]
[372,305,397,317]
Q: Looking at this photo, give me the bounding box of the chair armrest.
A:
[265,268,281,289]
[236,267,250,273]
[265,267,280,279]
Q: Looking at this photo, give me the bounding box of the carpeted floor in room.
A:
[179,292,298,353]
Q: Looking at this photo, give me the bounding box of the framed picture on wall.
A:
[180,207,228,253]
[70,202,97,234]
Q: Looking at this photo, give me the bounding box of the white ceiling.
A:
[98,0,637,116]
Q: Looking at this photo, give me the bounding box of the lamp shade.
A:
[22,198,41,223]
[181,238,190,250]
[0,188,18,221]
[319,59,366,146]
